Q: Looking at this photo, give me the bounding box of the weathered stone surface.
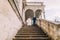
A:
[0,0,22,40]
[13,25,51,40]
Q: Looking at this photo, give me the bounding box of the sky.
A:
[26,0,60,21]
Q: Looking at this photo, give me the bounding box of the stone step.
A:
[17,30,45,34]
[13,39,51,40]
[13,37,50,40]
[19,29,42,32]
[18,26,43,31]
[13,25,51,40]
[18,31,44,33]
[16,33,46,35]
[15,35,48,37]
[17,32,45,34]
[19,28,42,31]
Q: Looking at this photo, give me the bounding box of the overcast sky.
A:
[26,0,60,21]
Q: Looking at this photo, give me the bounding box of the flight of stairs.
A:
[13,24,51,40]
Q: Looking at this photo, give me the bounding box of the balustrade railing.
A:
[36,18,60,40]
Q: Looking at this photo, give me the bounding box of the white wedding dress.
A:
[26,18,33,25]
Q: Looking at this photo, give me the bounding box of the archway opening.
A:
[35,9,42,18]
[25,9,34,21]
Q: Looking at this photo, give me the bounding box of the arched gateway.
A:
[25,9,34,21]
[22,0,45,23]
[35,9,42,18]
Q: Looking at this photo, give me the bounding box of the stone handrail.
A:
[36,18,60,40]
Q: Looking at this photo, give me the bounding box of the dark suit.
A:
[32,17,36,25]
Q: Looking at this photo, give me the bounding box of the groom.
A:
[32,16,36,25]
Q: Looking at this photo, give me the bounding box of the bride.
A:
[26,18,33,26]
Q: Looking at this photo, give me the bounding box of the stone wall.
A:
[0,0,22,40]
[36,18,60,40]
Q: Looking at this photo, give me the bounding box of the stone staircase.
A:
[13,24,51,40]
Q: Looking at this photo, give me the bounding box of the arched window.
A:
[25,9,34,21]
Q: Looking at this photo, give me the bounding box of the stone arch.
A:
[35,9,42,17]
[25,9,34,21]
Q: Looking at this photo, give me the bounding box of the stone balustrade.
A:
[36,18,60,40]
